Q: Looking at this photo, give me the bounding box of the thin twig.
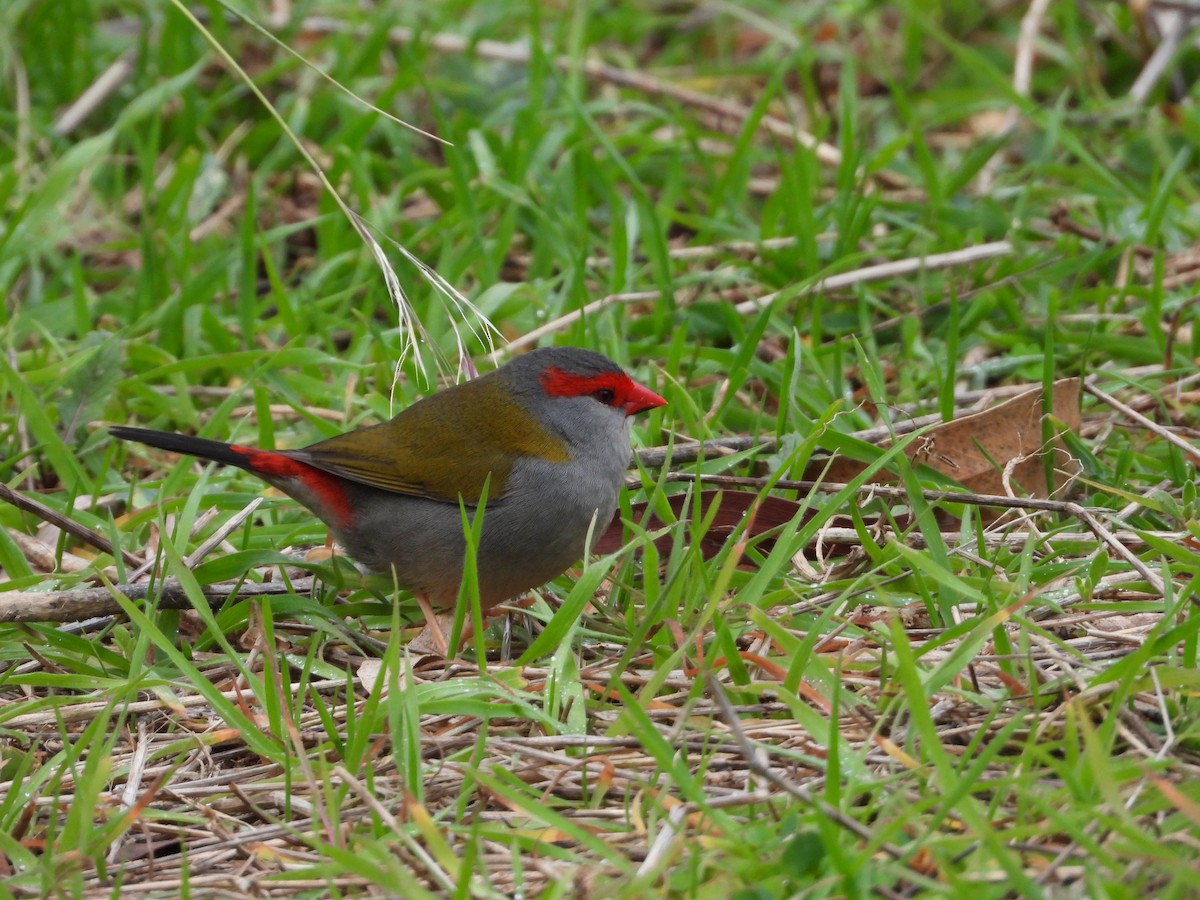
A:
[0,576,315,624]
[977,0,1051,192]
[732,241,1015,314]
[0,482,143,568]
[488,290,661,361]
[1047,205,1158,259]
[295,19,915,189]
[332,766,457,893]
[184,497,265,568]
[1129,2,1199,105]
[706,675,907,860]
[1085,381,1200,466]
[1,672,344,728]
[584,234,833,268]
[53,51,138,136]
[635,435,771,468]
[665,472,1169,594]
[734,525,1172,551]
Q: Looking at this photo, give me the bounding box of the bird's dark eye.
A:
[592,388,616,405]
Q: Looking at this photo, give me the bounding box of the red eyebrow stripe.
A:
[539,368,632,398]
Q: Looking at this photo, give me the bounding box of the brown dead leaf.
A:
[906,377,1080,497]
[599,380,1081,564]
[816,378,1082,501]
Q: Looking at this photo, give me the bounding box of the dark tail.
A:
[110,426,256,472]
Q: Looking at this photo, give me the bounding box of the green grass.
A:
[2,0,1200,896]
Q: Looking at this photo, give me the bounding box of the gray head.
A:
[490,347,665,448]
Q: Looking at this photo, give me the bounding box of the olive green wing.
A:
[290,379,569,504]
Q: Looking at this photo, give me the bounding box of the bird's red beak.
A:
[623,381,667,416]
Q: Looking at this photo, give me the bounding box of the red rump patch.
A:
[540,367,666,416]
[231,445,354,528]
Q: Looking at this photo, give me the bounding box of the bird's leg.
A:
[413,593,450,657]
